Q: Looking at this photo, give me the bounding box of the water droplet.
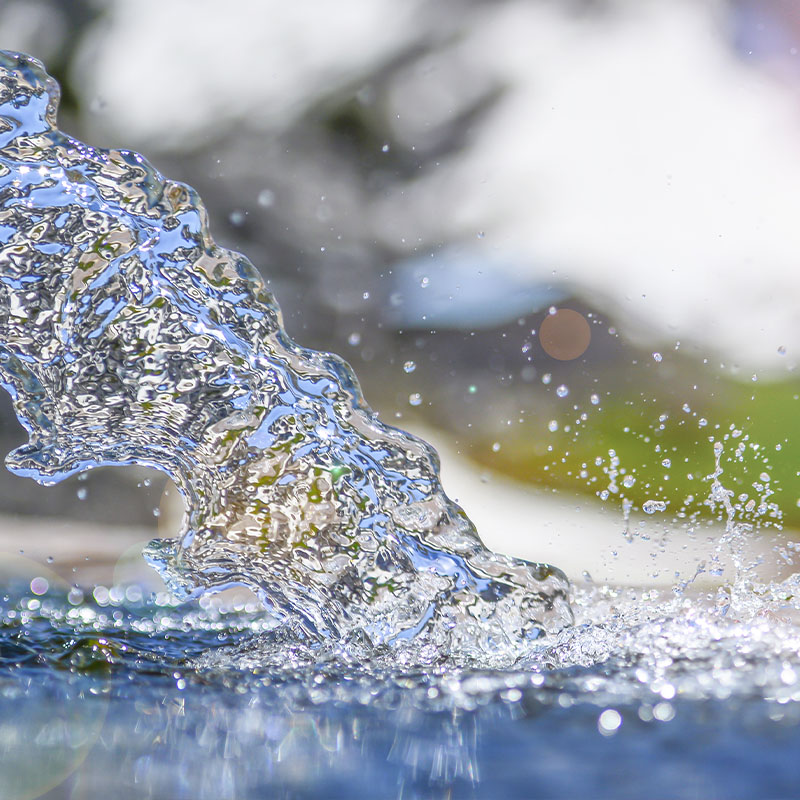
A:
[76,487,88,501]
[362,291,370,300]
[419,276,430,289]
[643,500,667,514]
[698,418,708,427]
[548,420,559,433]
[408,393,422,406]
[590,393,600,405]
[661,458,671,468]
[622,475,636,488]
[468,384,477,394]
[778,345,787,355]
[760,472,770,482]
[653,352,662,363]
[492,442,501,452]
[542,373,552,385]
[477,231,485,239]
[381,144,390,153]
[556,384,569,398]
[403,361,416,373]
[257,189,275,208]
[229,210,246,226]
[29,577,49,596]
[348,332,361,346]
[752,373,758,382]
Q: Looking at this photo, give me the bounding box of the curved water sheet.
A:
[0,51,571,669]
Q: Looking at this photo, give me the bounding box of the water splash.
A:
[0,52,571,667]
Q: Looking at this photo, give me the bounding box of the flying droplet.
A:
[403,361,416,373]
[643,500,667,514]
[556,384,569,398]
[653,352,662,363]
[229,210,246,226]
[590,394,600,405]
[348,332,361,346]
[548,420,559,433]
[408,393,422,406]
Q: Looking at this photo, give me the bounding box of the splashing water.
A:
[0,52,571,669]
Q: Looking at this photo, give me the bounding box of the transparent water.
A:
[1,51,800,799]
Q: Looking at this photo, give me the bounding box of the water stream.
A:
[1,51,800,799]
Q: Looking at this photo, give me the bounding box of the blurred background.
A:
[1,0,799,589]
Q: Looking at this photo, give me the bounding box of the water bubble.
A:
[598,709,622,735]
[229,210,246,226]
[348,332,361,347]
[408,393,422,406]
[257,189,275,208]
[29,577,49,596]
[643,500,667,514]
[653,352,662,362]
[556,385,569,398]
[548,420,559,433]
[542,373,552,385]
[590,394,600,405]
[403,361,416,373]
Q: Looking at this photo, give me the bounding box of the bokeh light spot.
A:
[539,308,591,360]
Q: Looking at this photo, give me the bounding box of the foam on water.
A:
[0,51,571,670]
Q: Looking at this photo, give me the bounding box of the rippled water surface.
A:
[2,50,800,799]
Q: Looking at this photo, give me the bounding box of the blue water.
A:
[1,50,800,799]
